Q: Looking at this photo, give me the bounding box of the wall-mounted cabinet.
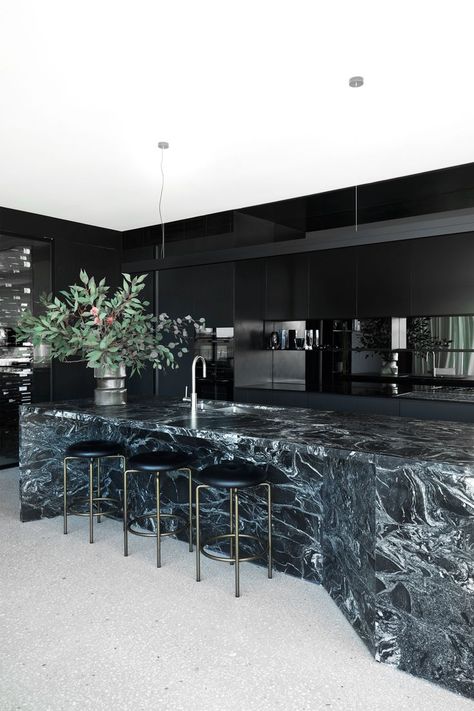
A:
[234,259,271,389]
[158,261,234,397]
[309,248,357,318]
[411,233,474,315]
[265,254,308,320]
[357,240,412,317]
[158,262,234,326]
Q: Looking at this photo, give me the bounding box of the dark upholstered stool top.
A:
[66,440,125,459]
[128,451,195,472]
[197,460,267,489]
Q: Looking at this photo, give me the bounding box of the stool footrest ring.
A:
[68,496,121,518]
[201,533,266,563]
[128,512,188,538]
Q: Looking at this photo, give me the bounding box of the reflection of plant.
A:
[359,318,392,359]
[16,271,204,375]
[407,317,452,354]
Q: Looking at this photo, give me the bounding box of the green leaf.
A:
[80,269,89,285]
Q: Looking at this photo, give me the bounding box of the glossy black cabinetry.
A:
[265,254,308,320]
[357,240,412,316]
[411,233,474,315]
[158,262,234,397]
[159,262,234,326]
[234,259,271,389]
[0,234,52,467]
[309,248,357,318]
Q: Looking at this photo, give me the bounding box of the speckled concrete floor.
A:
[1,468,472,711]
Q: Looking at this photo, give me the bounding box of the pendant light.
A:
[349,75,363,232]
[158,141,169,259]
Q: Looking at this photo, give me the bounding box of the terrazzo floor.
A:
[1,467,472,711]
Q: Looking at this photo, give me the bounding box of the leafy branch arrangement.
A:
[359,318,392,359]
[359,317,452,360]
[16,271,204,375]
[407,317,452,353]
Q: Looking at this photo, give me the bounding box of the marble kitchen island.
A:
[19,399,474,699]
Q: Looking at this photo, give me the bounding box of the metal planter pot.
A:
[94,364,127,406]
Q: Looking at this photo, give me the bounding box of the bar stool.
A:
[63,440,126,543]
[195,460,272,597]
[123,451,195,568]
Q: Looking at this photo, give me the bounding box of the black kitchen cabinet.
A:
[309,248,357,318]
[411,233,474,315]
[265,254,308,320]
[158,262,234,325]
[357,240,411,317]
[158,262,234,397]
[234,259,271,389]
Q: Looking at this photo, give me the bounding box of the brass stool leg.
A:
[97,458,102,524]
[229,487,234,565]
[156,472,161,568]
[88,458,94,544]
[119,456,126,530]
[234,490,240,597]
[187,468,193,552]
[123,469,129,556]
[63,457,69,534]
[265,483,273,578]
[195,484,209,582]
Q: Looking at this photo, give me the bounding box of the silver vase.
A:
[94,364,127,406]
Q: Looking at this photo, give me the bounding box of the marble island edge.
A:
[18,398,474,699]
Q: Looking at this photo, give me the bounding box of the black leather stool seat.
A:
[197,460,267,489]
[128,451,195,472]
[66,440,125,458]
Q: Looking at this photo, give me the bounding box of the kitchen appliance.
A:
[194,327,234,400]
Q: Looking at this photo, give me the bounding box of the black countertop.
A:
[21,397,474,466]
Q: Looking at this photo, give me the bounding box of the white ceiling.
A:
[1,0,474,232]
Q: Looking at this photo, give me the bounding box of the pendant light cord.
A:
[158,146,166,259]
[355,184,358,232]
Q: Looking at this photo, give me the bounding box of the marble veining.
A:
[19,398,474,699]
[397,386,474,403]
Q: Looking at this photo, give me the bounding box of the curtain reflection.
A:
[432,316,474,375]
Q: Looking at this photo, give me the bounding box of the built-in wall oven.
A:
[194,327,234,401]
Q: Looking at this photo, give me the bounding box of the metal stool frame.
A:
[63,454,126,544]
[123,466,193,568]
[195,482,272,597]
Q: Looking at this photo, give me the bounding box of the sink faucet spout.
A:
[191,356,207,414]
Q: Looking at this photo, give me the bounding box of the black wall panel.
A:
[309,248,357,318]
[265,254,308,320]
[357,240,412,317]
[234,259,271,390]
[411,233,474,315]
[158,262,234,398]
[0,207,122,401]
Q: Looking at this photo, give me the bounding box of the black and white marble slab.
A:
[397,386,474,403]
[19,398,474,699]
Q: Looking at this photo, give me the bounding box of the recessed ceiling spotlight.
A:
[349,76,364,88]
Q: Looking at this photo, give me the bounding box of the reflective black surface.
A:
[0,234,51,467]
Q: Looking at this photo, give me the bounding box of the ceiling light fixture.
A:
[349,76,364,88]
[158,141,169,259]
